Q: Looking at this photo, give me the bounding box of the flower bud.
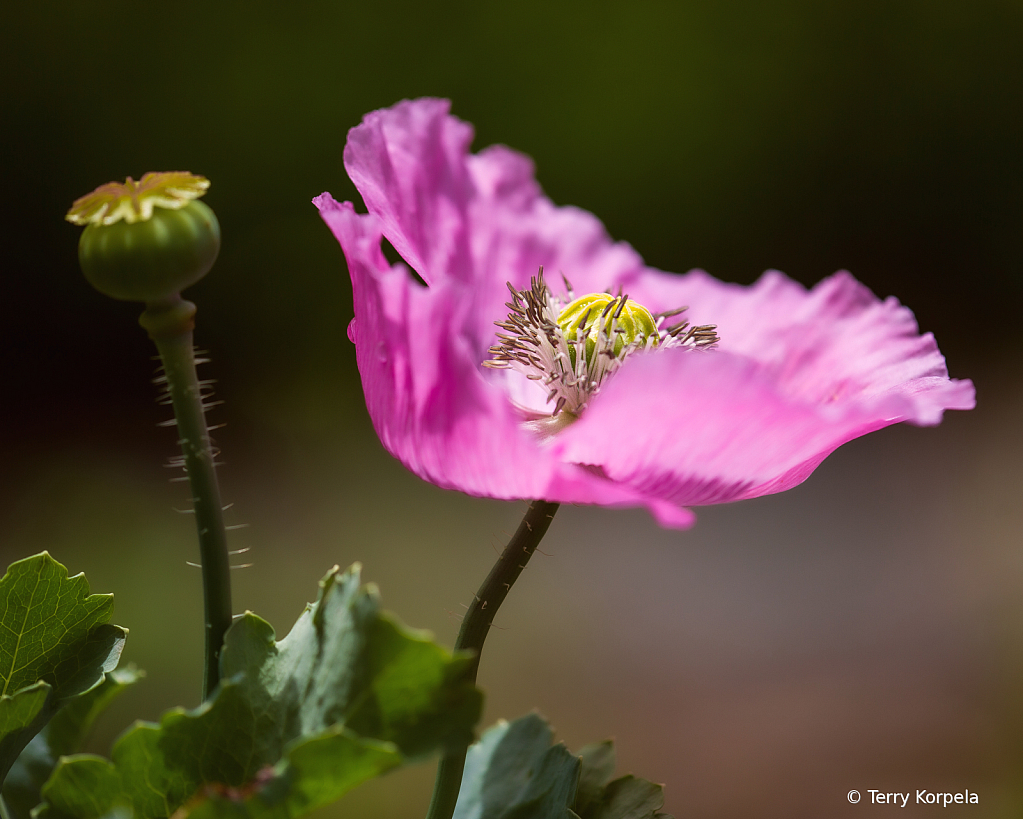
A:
[67,172,220,303]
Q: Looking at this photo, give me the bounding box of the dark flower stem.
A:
[425,499,560,819]
[140,296,232,703]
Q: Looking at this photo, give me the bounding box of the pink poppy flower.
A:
[315,98,974,529]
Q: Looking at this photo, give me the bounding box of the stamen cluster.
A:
[484,268,718,420]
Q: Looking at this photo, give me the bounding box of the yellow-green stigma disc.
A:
[557,293,658,369]
[68,172,220,303]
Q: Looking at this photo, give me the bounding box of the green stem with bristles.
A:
[425,500,560,819]
[140,296,232,703]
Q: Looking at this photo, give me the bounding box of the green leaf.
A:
[173,726,402,819]
[452,716,673,819]
[452,714,580,819]
[39,564,482,819]
[35,756,122,819]
[583,776,672,819]
[574,741,615,817]
[3,668,142,819]
[0,553,126,787]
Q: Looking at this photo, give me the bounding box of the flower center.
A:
[484,267,718,425]
[557,292,659,369]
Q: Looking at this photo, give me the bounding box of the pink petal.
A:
[627,269,975,421]
[551,279,974,512]
[318,98,974,530]
[314,192,696,527]
[343,99,649,348]
[343,98,475,287]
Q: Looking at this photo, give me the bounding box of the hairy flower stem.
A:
[140,296,232,703]
[425,500,560,819]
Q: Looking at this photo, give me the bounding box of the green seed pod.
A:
[558,292,659,369]
[68,172,220,303]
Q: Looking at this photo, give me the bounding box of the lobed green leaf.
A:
[573,741,615,817]
[583,776,671,819]
[452,715,580,819]
[172,726,401,819]
[452,715,673,819]
[3,668,142,819]
[38,564,482,819]
[0,553,126,787]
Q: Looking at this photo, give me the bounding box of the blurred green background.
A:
[2,1,1021,816]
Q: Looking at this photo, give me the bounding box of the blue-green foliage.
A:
[0,553,126,793]
[33,563,482,819]
[3,668,141,819]
[453,714,673,819]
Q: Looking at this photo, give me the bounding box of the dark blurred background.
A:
[1,1,1021,816]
